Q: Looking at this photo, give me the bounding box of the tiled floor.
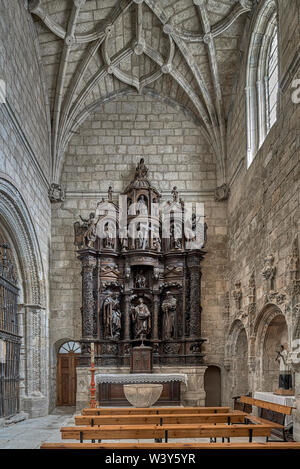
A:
[0,408,273,449]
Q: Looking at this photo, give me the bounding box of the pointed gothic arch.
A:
[0,175,48,417]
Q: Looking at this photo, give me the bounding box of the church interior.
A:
[0,0,300,450]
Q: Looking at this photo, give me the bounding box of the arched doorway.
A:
[57,341,81,406]
[0,239,20,418]
[204,366,221,406]
[262,314,288,391]
[254,305,289,392]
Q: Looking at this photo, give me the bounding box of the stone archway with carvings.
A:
[225,319,249,402]
[254,303,289,392]
[0,176,48,417]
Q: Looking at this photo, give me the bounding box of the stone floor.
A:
[0,407,275,449]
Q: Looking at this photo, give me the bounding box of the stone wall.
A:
[0,1,51,418]
[224,0,300,438]
[50,93,228,408]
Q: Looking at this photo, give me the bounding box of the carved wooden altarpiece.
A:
[74,159,206,371]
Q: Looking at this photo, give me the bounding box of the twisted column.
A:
[188,252,202,338]
[80,252,97,339]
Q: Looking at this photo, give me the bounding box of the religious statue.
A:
[261,255,276,282]
[233,281,242,310]
[162,292,177,338]
[131,298,151,339]
[136,271,146,288]
[103,294,121,339]
[111,296,121,339]
[108,185,113,202]
[171,222,182,250]
[171,186,179,203]
[80,212,98,247]
[152,236,161,251]
[137,195,148,216]
[135,158,148,180]
[136,222,149,250]
[275,344,292,391]
[104,222,115,249]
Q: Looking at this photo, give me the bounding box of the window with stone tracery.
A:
[266,26,279,132]
[246,0,279,167]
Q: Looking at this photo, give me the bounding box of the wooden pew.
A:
[61,423,272,443]
[75,411,247,426]
[41,441,300,449]
[81,406,230,416]
[238,396,294,441]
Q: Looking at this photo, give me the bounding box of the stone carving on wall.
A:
[48,183,65,203]
[261,254,276,288]
[288,237,300,296]
[248,272,256,332]
[289,237,299,282]
[233,281,242,310]
[162,292,177,339]
[214,183,230,202]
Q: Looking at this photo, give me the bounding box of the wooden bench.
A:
[238,396,294,441]
[75,411,247,426]
[60,423,272,443]
[81,406,230,416]
[41,441,300,449]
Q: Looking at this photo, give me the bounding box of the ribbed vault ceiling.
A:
[29,0,253,185]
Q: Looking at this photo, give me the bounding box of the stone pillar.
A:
[20,305,48,418]
[187,252,202,337]
[80,251,97,340]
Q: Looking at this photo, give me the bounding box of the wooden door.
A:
[204,366,221,407]
[57,353,80,406]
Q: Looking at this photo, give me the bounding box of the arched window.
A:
[266,27,279,132]
[246,0,278,167]
[58,341,81,354]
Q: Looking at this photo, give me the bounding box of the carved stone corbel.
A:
[214,183,230,202]
[48,183,65,203]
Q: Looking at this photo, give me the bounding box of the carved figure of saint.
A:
[136,271,146,288]
[171,186,179,203]
[171,223,182,249]
[104,222,114,249]
[103,294,121,339]
[80,212,98,247]
[111,296,121,339]
[135,158,148,179]
[103,295,114,338]
[162,292,177,339]
[131,298,151,338]
[275,344,292,390]
[137,195,148,216]
[136,223,149,250]
[108,186,113,202]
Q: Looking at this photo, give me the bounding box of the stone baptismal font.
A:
[73,159,207,407]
